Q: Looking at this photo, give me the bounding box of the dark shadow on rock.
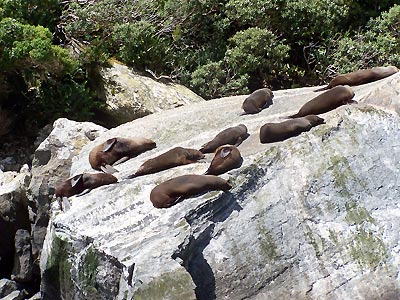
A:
[172,192,242,300]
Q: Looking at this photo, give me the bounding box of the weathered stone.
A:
[91,60,204,127]
[0,170,31,278]
[41,73,400,299]
[11,229,33,283]
[0,289,28,300]
[0,279,17,298]
[27,118,107,278]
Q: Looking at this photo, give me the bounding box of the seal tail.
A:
[123,173,138,180]
[101,164,119,174]
[313,86,329,92]
[280,114,297,119]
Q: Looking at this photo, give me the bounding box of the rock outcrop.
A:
[41,73,400,299]
[91,60,205,126]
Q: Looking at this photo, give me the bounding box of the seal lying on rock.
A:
[288,85,355,118]
[126,147,205,178]
[260,115,325,143]
[200,124,249,153]
[241,88,274,115]
[89,137,156,173]
[55,173,118,210]
[150,174,232,208]
[315,66,398,91]
[204,145,243,175]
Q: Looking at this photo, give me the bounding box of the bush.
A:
[0,18,95,132]
[190,61,249,99]
[314,4,400,80]
[112,21,170,71]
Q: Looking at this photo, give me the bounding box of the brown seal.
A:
[127,147,205,178]
[315,66,399,91]
[199,124,250,153]
[55,173,117,198]
[204,145,243,175]
[260,115,325,143]
[89,137,156,172]
[150,174,232,208]
[288,85,355,118]
[241,88,274,115]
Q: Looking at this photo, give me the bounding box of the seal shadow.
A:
[172,192,242,300]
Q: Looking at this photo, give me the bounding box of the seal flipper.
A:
[103,138,117,152]
[220,147,232,158]
[71,174,83,187]
[314,86,329,92]
[76,188,91,197]
[234,137,243,147]
[62,197,71,211]
[101,164,119,174]
[113,156,130,166]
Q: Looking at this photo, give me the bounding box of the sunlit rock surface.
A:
[93,60,205,126]
[41,73,400,299]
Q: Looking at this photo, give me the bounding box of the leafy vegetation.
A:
[0,0,399,135]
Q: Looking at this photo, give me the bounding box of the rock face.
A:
[41,73,400,299]
[0,169,31,279]
[27,119,107,280]
[92,60,205,126]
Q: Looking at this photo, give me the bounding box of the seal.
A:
[241,88,274,115]
[127,147,205,178]
[288,85,355,118]
[199,124,250,153]
[315,66,399,91]
[260,115,325,143]
[150,174,232,208]
[89,137,156,172]
[55,172,118,210]
[204,145,243,175]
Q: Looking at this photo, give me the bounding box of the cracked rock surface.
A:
[41,73,400,299]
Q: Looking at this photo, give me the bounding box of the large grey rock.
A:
[0,279,17,298]
[11,229,33,282]
[27,118,107,275]
[92,60,204,126]
[41,73,400,299]
[0,289,28,300]
[0,170,31,278]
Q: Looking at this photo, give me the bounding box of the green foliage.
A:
[0,18,95,132]
[0,0,61,29]
[190,61,249,99]
[112,21,169,71]
[226,27,290,78]
[191,28,290,98]
[314,4,400,80]
[0,18,77,73]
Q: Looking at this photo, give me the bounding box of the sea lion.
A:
[55,172,118,210]
[288,85,355,118]
[241,88,274,115]
[199,124,250,153]
[89,137,156,172]
[127,147,205,178]
[315,66,399,91]
[204,145,243,175]
[260,115,325,143]
[150,174,232,208]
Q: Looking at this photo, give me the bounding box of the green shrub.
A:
[190,61,249,99]
[314,4,400,80]
[112,21,170,71]
[0,18,95,132]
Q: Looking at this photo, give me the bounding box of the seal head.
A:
[89,137,156,172]
[204,145,243,175]
[200,124,250,153]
